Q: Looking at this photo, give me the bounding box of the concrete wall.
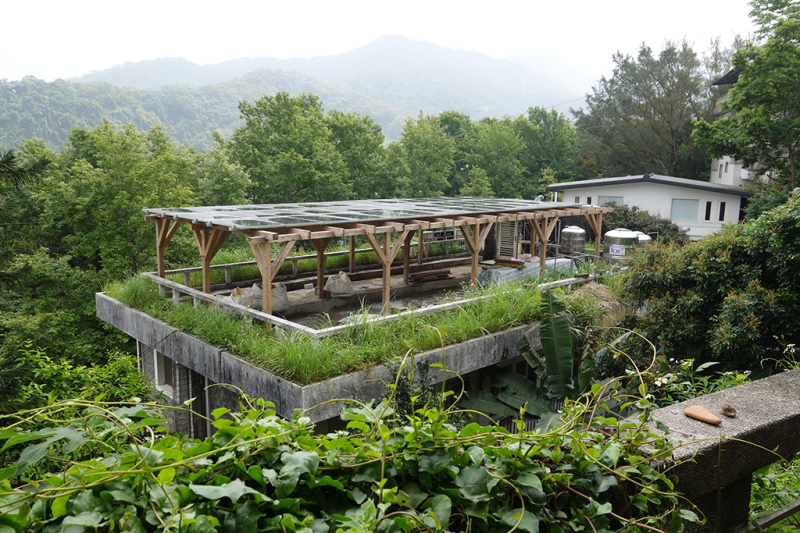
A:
[646,369,800,532]
[97,293,542,424]
[563,182,743,239]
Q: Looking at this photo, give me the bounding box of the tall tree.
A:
[573,41,711,180]
[38,123,195,277]
[326,110,390,199]
[229,93,350,203]
[399,113,454,198]
[465,121,527,198]
[512,107,579,186]
[438,110,474,196]
[692,0,800,189]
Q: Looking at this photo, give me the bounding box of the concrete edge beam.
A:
[96,293,543,423]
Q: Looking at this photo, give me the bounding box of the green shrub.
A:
[616,192,800,370]
[601,203,689,244]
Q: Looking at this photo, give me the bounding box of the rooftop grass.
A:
[106,273,603,385]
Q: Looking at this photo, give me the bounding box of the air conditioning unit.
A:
[497,221,518,260]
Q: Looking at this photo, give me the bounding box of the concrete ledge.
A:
[96,293,541,423]
[649,369,800,531]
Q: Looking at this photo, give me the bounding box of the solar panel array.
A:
[144,197,573,231]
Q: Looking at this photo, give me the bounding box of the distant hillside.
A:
[0,70,410,149]
[72,36,579,121]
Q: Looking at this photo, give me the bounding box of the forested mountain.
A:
[72,35,578,121]
[0,70,410,149]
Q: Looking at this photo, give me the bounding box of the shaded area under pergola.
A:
[145,197,611,319]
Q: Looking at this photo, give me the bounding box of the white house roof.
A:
[546,174,754,198]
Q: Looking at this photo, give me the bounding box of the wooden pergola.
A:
[145,198,611,317]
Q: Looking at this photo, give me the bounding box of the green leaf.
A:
[62,512,104,528]
[679,509,699,522]
[539,291,574,399]
[500,508,539,532]
[605,442,622,468]
[235,501,264,533]
[402,483,428,508]
[156,467,176,484]
[459,390,520,419]
[426,494,451,531]
[455,466,490,502]
[51,494,70,517]
[275,451,319,498]
[516,474,543,491]
[189,479,265,502]
[459,423,481,437]
[420,449,452,473]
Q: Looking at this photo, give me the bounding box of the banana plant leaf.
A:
[460,390,536,421]
[540,292,575,399]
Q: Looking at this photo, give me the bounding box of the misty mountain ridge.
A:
[71,35,582,120]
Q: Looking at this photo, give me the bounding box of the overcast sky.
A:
[4,0,753,84]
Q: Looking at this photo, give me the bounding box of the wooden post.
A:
[153,217,182,278]
[349,235,356,273]
[191,225,230,294]
[417,228,423,264]
[249,238,295,322]
[583,211,603,262]
[459,222,494,283]
[403,231,413,283]
[365,229,409,310]
[528,216,558,270]
[310,238,332,297]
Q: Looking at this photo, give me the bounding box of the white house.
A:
[546,173,754,240]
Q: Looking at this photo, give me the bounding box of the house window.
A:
[704,201,712,221]
[719,201,726,221]
[724,162,729,172]
[574,196,580,203]
[718,164,723,179]
[598,195,624,206]
[155,352,174,397]
[671,199,699,221]
[586,196,592,205]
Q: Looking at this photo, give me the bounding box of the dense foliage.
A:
[600,204,689,245]
[573,40,731,181]
[0,387,697,532]
[609,191,800,371]
[692,0,800,189]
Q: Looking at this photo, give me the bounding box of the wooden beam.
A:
[154,218,183,278]
[192,225,230,293]
[248,239,273,320]
[271,240,295,281]
[459,222,491,283]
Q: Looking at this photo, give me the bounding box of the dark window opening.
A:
[719,201,726,221]
[705,201,712,221]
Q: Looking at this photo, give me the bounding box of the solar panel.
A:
[144,197,577,231]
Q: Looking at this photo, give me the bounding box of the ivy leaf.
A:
[235,501,265,533]
[189,479,266,503]
[455,466,490,502]
[516,473,543,490]
[420,449,452,473]
[679,509,699,522]
[500,508,539,532]
[605,442,622,468]
[156,467,176,484]
[62,512,104,528]
[425,494,451,531]
[275,451,319,498]
[51,494,70,517]
[402,483,428,508]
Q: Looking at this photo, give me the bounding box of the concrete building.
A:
[546,173,754,240]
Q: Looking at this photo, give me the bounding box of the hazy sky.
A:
[4,0,753,83]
